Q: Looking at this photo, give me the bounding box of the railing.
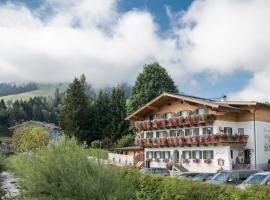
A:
[135,114,215,131]
[135,134,248,147]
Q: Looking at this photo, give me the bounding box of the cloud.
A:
[0,0,183,87]
[1,0,270,101]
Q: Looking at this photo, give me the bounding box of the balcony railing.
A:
[135,114,215,132]
[135,134,248,148]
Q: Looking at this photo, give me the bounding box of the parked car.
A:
[177,172,201,180]
[139,168,170,176]
[209,170,260,185]
[193,173,215,181]
[237,172,270,189]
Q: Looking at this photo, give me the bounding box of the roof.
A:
[9,120,61,130]
[116,146,143,150]
[126,92,270,121]
[126,92,250,121]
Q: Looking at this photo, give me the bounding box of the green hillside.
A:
[0,83,68,102]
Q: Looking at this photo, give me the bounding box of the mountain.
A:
[0,83,69,102]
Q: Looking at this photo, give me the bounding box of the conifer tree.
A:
[59,75,90,142]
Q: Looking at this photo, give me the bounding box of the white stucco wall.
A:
[108,153,135,167]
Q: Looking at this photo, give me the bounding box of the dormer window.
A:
[195,108,208,115]
[164,112,173,119]
[177,110,191,117]
[149,114,158,121]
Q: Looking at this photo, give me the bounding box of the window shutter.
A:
[199,151,202,159]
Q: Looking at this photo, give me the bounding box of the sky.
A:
[0,0,269,101]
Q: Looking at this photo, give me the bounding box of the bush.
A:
[7,137,133,200]
[118,169,270,200]
[12,124,49,152]
[116,134,135,148]
[90,140,102,148]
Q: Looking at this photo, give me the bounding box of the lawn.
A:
[85,148,109,160]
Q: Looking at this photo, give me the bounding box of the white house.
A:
[126,93,270,173]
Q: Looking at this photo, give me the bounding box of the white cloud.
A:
[1,0,270,101]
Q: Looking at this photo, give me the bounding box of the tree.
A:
[59,75,90,142]
[128,62,179,113]
[110,86,129,141]
[92,89,112,140]
[116,134,135,148]
[12,124,50,152]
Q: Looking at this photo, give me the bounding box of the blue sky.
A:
[0,0,269,101]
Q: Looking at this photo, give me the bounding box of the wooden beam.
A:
[147,105,158,111]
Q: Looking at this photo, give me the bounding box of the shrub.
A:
[90,140,102,148]
[116,134,135,148]
[12,124,49,152]
[7,137,133,200]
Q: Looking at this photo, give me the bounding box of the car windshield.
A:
[243,174,268,184]
[212,172,230,182]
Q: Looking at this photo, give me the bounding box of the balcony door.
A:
[172,150,180,164]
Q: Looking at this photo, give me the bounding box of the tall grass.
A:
[7,138,135,200]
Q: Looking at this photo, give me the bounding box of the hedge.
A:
[119,169,270,200]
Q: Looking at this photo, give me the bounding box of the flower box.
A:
[192,159,201,164]
[182,159,190,164]
[204,159,212,164]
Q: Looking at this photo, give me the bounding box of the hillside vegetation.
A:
[1,83,68,102]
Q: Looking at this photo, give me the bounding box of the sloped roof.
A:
[9,120,60,130]
[126,92,250,121]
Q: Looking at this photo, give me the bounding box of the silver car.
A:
[237,172,270,189]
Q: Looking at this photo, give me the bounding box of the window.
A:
[203,150,214,159]
[193,128,200,136]
[238,128,244,135]
[202,127,213,135]
[183,151,191,159]
[164,151,171,159]
[149,114,158,121]
[230,150,233,159]
[178,110,191,117]
[185,129,191,136]
[154,151,161,159]
[178,129,184,137]
[170,130,177,137]
[195,108,208,115]
[146,151,153,159]
[192,150,202,159]
[156,131,160,138]
[164,112,173,119]
[224,127,233,135]
[145,132,154,138]
[161,131,168,138]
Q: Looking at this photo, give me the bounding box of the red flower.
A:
[182,159,190,164]
[204,159,212,164]
[193,159,201,164]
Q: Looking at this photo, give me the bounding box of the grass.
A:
[85,148,109,160]
[1,83,68,102]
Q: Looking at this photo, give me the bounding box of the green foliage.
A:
[7,138,133,200]
[59,75,91,143]
[118,169,270,200]
[12,125,50,152]
[85,148,109,160]
[116,134,135,148]
[90,140,102,148]
[128,62,179,114]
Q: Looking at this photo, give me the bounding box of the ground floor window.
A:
[203,150,214,159]
[183,150,191,159]
[191,150,202,159]
[185,129,191,136]
[146,151,171,160]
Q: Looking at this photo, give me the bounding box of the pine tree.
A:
[59,75,90,142]
[111,86,129,141]
[128,62,179,113]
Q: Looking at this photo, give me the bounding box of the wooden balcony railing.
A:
[135,114,215,131]
[135,134,248,148]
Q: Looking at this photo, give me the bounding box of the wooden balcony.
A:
[135,114,216,131]
[135,134,248,148]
